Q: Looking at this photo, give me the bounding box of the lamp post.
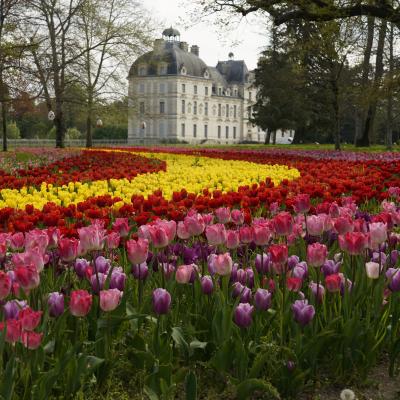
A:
[140,121,146,140]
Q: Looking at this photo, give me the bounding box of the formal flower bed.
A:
[0,147,399,399]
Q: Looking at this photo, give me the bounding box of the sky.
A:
[142,0,269,70]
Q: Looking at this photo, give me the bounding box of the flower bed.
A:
[0,147,399,399]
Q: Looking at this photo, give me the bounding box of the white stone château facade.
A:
[128,28,293,144]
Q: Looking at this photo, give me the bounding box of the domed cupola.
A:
[162,27,181,41]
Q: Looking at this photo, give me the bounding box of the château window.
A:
[194,101,197,115]
[233,127,237,139]
[181,123,185,137]
[182,100,185,114]
[193,124,197,137]
[138,66,146,76]
[218,104,221,117]
[218,88,222,96]
[204,125,208,138]
[139,102,145,114]
[226,104,229,118]
[218,126,221,139]
[234,105,237,118]
[182,84,186,93]
[160,101,165,114]
[204,102,208,116]
[205,87,209,96]
[226,126,229,138]
[139,83,145,93]
[194,85,198,95]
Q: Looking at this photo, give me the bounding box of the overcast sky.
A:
[142,0,268,70]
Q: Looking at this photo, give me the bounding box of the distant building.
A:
[128,28,293,144]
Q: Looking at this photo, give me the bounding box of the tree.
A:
[76,0,152,147]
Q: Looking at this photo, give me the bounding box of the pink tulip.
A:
[226,230,240,249]
[0,319,21,343]
[202,213,214,225]
[177,221,191,239]
[293,194,310,214]
[306,215,325,236]
[21,331,43,350]
[58,237,79,262]
[214,253,233,276]
[0,271,11,300]
[205,224,227,246]
[338,232,368,255]
[14,265,40,290]
[78,224,106,253]
[369,222,387,249]
[273,212,293,236]
[333,217,354,235]
[231,209,244,225]
[269,244,288,265]
[325,274,341,292]
[155,220,176,243]
[184,213,206,236]
[46,227,61,248]
[10,232,24,250]
[112,218,130,238]
[215,207,230,224]
[70,290,92,317]
[252,225,271,246]
[99,289,123,312]
[106,232,120,249]
[126,238,149,265]
[19,308,42,331]
[25,229,49,253]
[175,264,194,284]
[239,226,253,244]
[148,225,169,248]
[307,243,328,267]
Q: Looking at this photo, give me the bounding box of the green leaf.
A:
[171,327,190,359]
[189,340,207,350]
[236,379,280,400]
[0,355,16,400]
[185,371,197,400]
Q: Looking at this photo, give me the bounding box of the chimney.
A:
[190,45,199,57]
[179,42,189,52]
[153,39,165,53]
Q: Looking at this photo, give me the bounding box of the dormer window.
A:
[138,65,147,76]
[218,88,222,96]
[204,69,209,79]
[180,65,187,75]
[226,89,231,96]
[159,64,167,75]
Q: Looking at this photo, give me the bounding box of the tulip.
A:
[74,258,90,278]
[287,277,302,292]
[269,244,288,265]
[291,299,315,326]
[3,300,27,320]
[21,331,43,350]
[177,221,191,239]
[78,224,106,253]
[148,225,169,248]
[252,225,271,246]
[309,282,325,303]
[386,268,400,291]
[90,272,107,293]
[236,269,247,285]
[106,232,120,249]
[215,207,230,224]
[110,268,126,290]
[100,289,123,312]
[201,275,214,295]
[162,263,175,280]
[231,209,244,225]
[226,230,240,249]
[94,256,110,274]
[239,226,253,244]
[184,213,206,236]
[152,288,171,315]
[126,238,149,265]
[306,215,325,237]
[15,264,40,290]
[292,262,308,280]
[234,303,254,328]
[214,253,233,276]
[322,259,341,276]
[325,274,341,292]
[0,271,11,300]
[288,255,300,270]
[10,232,24,250]
[273,212,293,236]
[202,213,214,225]
[307,243,328,267]
[131,262,149,280]
[175,264,194,284]
[70,290,92,317]
[205,224,227,246]
[245,268,254,288]
[48,292,64,317]
[293,194,311,214]
[232,282,245,298]
[333,217,354,235]
[25,229,49,253]
[46,227,61,248]
[255,253,270,274]
[365,261,380,279]
[369,222,387,249]
[112,218,130,238]
[239,286,252,303]
[157,220,176,243]
[0,319,21,343]
[254,288,272,311]
[19,308,42,331]
[338,232,368,255]
[58,237,79,262]
[329,202,340,218]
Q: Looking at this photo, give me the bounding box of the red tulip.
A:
[70,290,92,317]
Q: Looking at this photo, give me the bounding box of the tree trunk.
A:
[386,22,394,150]
[86,92,93,147]
[354,16,375,145]
[265,129,271,144]
[357,19,387,147]
[272,130,276,145]
[331,75,341,151]
[55,99,65,148]
[1,100,6,152]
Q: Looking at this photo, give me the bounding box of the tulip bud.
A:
[233,303,254,328]
[201,275,214,295]
[254,288,271,311]
[152,288,171,315]
[48,292,64,317]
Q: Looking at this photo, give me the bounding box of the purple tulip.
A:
[245,268,254,288]
[48,292,64,317]
[234,303,254,328]
[292,262,308,279]
[201,275,214,295]
[207,254,217,276]
[232,282,245,298]
[239,286,252,303]
[255,253,270,274]
[3,299,28,320]
[386,268,400,291]
[132,262,149,280]
[74,258,90,278]
[254,289,272,311]
[391,250,399,266]
[90,272,107,293]
[309,282,325,303]
[94,256,111,274]
[161,263,175,280]
[287,360,296,371]
[372,252,387,265]
[110,268,126,291]
[236,269,247,285]
[230,263,239,282]
[291,299,315,326]
[322,259,341,276]
[288,255,300,270]
[152,288,171,315]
